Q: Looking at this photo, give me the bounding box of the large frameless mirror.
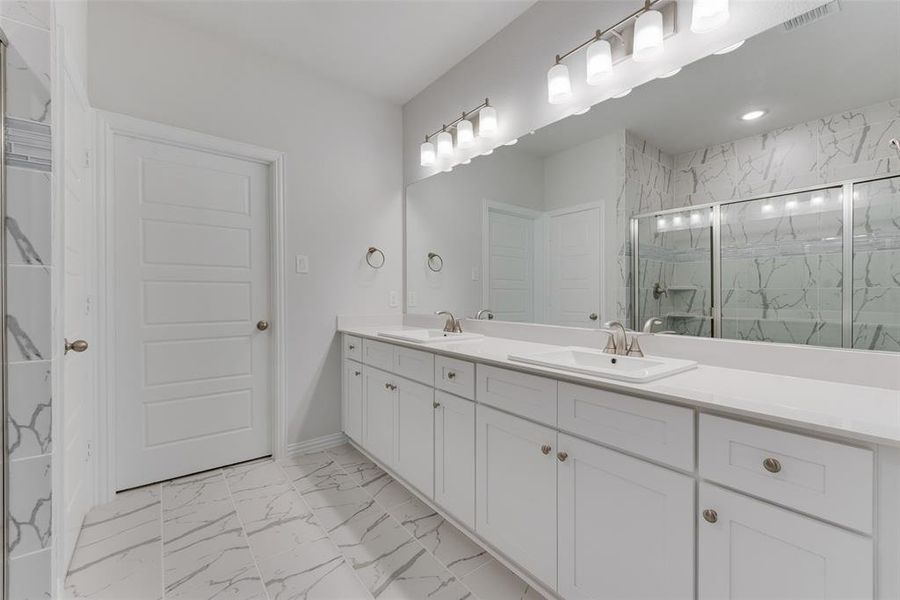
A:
[405,0,900,351]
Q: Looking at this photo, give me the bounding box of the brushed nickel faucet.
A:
[475,309,494,320]
[435,310,462,333]
[603,321,629,356]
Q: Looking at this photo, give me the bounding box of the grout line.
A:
[272,456,376,600]
[158,482,165,600]
[320,445,480,599]
[220,469,272,600]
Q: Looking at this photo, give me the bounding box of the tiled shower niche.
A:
[632,175,900,352]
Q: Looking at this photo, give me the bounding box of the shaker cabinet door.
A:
[394,376,435,497]
[363,366,396,466]
[434,390,476,529]
[342,359,363,443]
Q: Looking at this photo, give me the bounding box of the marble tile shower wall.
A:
[2,2,54,598]
[620,97,900,349]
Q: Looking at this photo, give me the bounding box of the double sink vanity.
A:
[339,321,900,600]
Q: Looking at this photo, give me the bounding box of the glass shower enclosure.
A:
[631,173,900,352]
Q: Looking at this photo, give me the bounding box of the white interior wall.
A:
[542,133,619,212]
[86,3,403,445]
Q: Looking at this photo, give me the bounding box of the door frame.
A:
[541,201,606,326]
[94,111,287,502]
[481,199,543,321]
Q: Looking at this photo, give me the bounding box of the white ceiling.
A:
[518,0,900,157]
[132,0,535,104]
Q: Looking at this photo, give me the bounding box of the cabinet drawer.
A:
[476,365,557,426]
[393,346,434,386]
[343,334,362,362]
[362,338,393,372]
[434,356,475,400]
[559,382,694,471]
[700,414,873,533]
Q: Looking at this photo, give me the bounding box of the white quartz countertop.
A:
[341,326,900,447]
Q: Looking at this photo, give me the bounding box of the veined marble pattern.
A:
[67,446,546,600]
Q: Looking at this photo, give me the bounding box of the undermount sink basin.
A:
[507,346,697,383]
[377,329,484,344]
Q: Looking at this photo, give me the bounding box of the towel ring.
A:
[427,252,443,272]
[366,246,385,269]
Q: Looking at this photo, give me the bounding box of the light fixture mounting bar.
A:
[555,0,663,64]
[424,98,490,141]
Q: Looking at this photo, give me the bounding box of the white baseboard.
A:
[285,432,348,456]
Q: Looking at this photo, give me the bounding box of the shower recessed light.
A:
[740,109,767,121]
[786,199,797,209]
[810,195,824,205]
[658,67,682,79]
[761,203,773,213]
[612,88,632,99]
[657,217,667,228]
[673,215,683,225]
[714,40,744,55]
[690,212,701,223]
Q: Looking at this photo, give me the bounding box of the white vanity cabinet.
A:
[362,366,396,466]
[476,404,558,588]
[434,390,476,529]
[557,433,694,600]
[395,376,435,497]
[341,359,363,443]
[699,483,873,600]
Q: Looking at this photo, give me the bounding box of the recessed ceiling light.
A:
[612,88,632,99]
[714,40,745,55]
[740,109,767,121]
[658,67,682,79]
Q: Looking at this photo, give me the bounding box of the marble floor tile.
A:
[462,558,547,600]
[388,498,489,578]
[65,486,162,600]
[66,446,539,600]
[257,537,372,600]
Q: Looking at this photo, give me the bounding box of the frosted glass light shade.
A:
[633,9,664,62]
[457,119,475,148]
[479,106,498,137]
[436,130,453,158]
[691,0,729,33]
[547,63,572,104]
[586,39,613,85]
[420,140,436,166]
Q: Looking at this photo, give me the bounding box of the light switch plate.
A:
[295,255,309,274]
[408,291,417,307]
[389,291,399,307]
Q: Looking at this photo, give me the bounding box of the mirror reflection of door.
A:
[483,202,538,322]
[546,205,602,328]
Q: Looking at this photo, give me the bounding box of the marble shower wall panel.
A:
[3,3,54,597]
[819,98,900,183]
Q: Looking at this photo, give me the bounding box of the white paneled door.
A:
[113,128,272,490]
[547,205,602,328]
[485,205,536,322]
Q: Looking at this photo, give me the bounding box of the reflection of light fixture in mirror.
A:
[436,129,453,159]
[740,109,767,121]
[504,138,518,146]
[690,212,701,223]
[573,106,591,115]
[548,62,573,104]
[761,203,773,213]
[657,217,666,228]
[586,38,613,85]
[461,159,471,165]
[673,215,683,225]
[786,199,797,210]
[482,148,494,156]
[479,104,498,137]
[633,7,664,62]
[714,40,744,55]
[420,138,435,167]
[658,67,681,78]
[457,118,474,148]
[612,88,632,99]
[691,0,729,33]
[810,195,824,206]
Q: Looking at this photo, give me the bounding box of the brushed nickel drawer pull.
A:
[763,457,782,473]
[541,444,552,455]
[702,509,718,524]
[384,383,397,391]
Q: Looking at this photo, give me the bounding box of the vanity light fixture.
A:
[714,40,744,55]
[586,38,613,85]
[633,5,665,62]
[691,0,729,33]
[548,62,573,104]
[740,109,767,121]
[419,98,497,166]
[612,88,633,99]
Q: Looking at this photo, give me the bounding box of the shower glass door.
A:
[635,208,713,336]
[852,176,900,351]
[719,187,845,347]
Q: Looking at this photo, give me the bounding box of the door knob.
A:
[702,509,718,524]
[257,320,270,331]
[64,339,89,354]
[589,313,598,321]
[541,444,552,455]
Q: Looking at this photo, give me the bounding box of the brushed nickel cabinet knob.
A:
[763,457,782,473]
[257,320,270,331]
[348,344,356,350]
[702,509,718,524]
[447,371,456,379]
[65,339,89,354]
[354,370,361,376]
[541,444,552,455]
[557,451,568,462]
[433,401,441,409]
[589,313,598,321]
